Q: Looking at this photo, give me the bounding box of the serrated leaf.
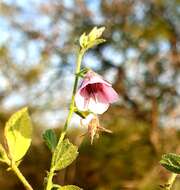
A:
[160,153,180,174]
[0,143,9,163]
[43,129,57,152]
[52,139,78,171]
[59,185,82,190]
[4,107,32,162]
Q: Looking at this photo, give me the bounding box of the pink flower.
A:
[75,71,119,114]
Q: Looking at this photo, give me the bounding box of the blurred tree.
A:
[0,0,179,189]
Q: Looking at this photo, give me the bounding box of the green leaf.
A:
[86,39,106,50]
[160,153,180,174]
[43,129,58,152]
[0,143,9,163]
[52,139,78,171]
[53,184,82,190]
[4,107,32,162]
[59,185,82,190]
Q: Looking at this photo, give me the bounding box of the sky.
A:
[0,0,179,128]
[0,0,105,127]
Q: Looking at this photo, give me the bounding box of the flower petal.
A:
[75,90,88,111]
[102,85,119,103]
[75,71,119,114]
[88,97,109,114]
[79,71,111,91]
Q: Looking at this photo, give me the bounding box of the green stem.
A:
[45,48,85,190]
[165,173,178,190]
[46,132,65,190]
[46,167,55,190]
[11,163,33,190]
[63,48,85,132]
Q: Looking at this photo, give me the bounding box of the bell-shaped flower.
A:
[75,71,119,114]
[80,114,112,144]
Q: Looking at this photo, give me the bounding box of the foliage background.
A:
[0,0,180,189]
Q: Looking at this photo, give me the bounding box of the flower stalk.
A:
[45,26,106,190]
[63,49,85,132]
[45,48,85,190]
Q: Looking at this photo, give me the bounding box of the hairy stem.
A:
[63,49,85,132]
[45,48,84,190]
[165,173,178,190]
[11,162,33,190]
[46,167,55,190]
